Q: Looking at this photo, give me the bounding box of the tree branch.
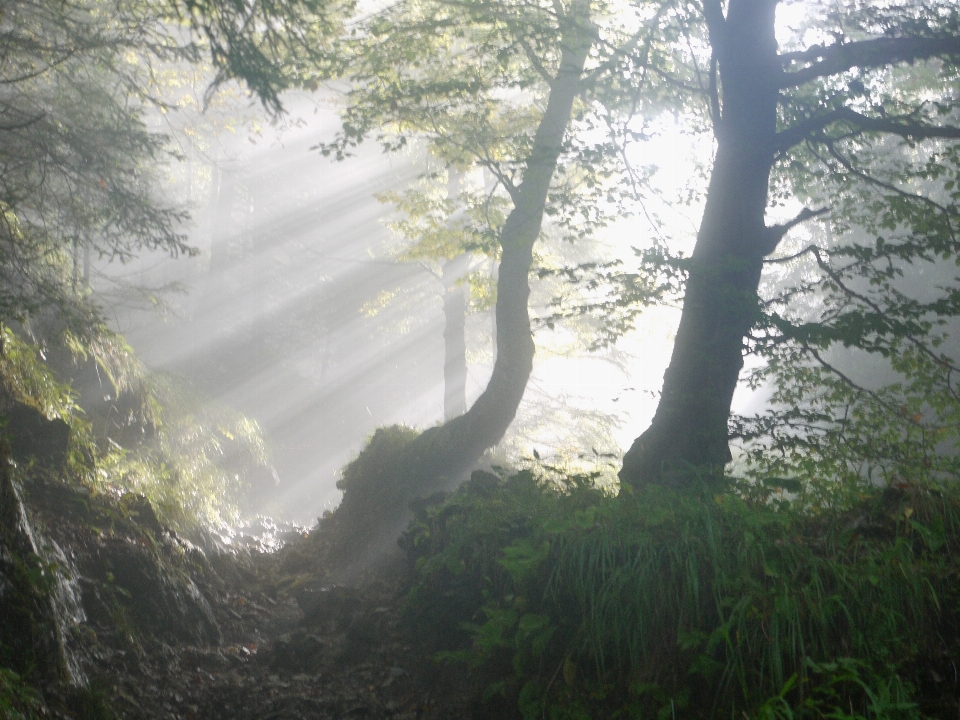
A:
[823,138,959,246]
[708,51,721,132]
[779,36,960,88]
[775,108,849,153]
[517,37,553,84]
[830,107,960,141]
[759,207,829,256]
[700,0,726,52]
[776,106,960,153]
[808,245,960,402]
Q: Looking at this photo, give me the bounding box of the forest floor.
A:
[99,571,427,720]
[94,559,472,720]
[9,474,491,720]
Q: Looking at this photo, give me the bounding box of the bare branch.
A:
[830,107,960,141]
[762,243,819,265]
[775,108,849,153]
[759,207,829,256]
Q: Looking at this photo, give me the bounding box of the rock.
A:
[1,402,70,469]
[94,533,222,646]
[293,584,358,626]
[0,443,82,684]
[269,631,327,672]
[119,493,165,537]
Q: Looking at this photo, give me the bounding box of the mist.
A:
[95,91,673,525]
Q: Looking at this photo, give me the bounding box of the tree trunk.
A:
[327,1,594,577]
[620,0,781,490]
[442,254,469,421]
[410,0,593,485]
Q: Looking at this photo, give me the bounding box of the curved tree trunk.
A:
[620,0,781,490]
[327,1,593,577]
[407,0,594,487]
[442,253,469,421]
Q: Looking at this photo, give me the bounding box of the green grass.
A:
[404,471,960,719]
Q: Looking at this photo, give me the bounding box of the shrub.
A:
[404,470,960,719]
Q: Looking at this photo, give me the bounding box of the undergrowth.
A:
[0,669,44,720]
[0,323,268,528]
[403,470,960,719]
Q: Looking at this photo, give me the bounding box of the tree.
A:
[618,0,960,490]
[0,0,190,327]
[314,0,686,568]
[0,0,338,332]
[383,167,477,422]
[323,0,599,498]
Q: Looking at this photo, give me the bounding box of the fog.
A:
[95,94,686,523]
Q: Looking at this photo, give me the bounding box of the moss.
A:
[336,424,422,508]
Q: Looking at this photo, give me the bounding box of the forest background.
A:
[5,0,960,717]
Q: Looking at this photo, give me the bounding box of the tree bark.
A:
[620,0,781,490]
[442,253,469,421]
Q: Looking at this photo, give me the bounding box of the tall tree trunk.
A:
[328,0,594,576]
[442,169,469,421]
[620,0,781,490]
[442,253,469,421]
[209,163,234,277]
[410,0,593,484]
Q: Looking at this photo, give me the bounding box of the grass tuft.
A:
[404,471,960,718]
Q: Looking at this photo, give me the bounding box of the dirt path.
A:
[10,477,485,720]
[99,579,440,720]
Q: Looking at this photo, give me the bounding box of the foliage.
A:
[320,0,670,341]
[86,375,269,527]
[733,42,960,498]
[0,0,197,328]
[0,324,269,528]
[0,327,80,425]
[0,0,344,333]
[0,669,44,720]
[174,0,344,113]
[404,469,960,719]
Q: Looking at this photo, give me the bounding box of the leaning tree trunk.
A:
[326,1,593,578]
[620,0,781,490]
[442,253,469,421]
[406,0,592,484]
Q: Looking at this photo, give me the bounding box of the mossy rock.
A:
[0,402,70,471]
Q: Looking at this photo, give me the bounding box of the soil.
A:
[89,564,475,720]
[7,475,495,720]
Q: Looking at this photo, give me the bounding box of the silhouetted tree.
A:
[619,0,960,490]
